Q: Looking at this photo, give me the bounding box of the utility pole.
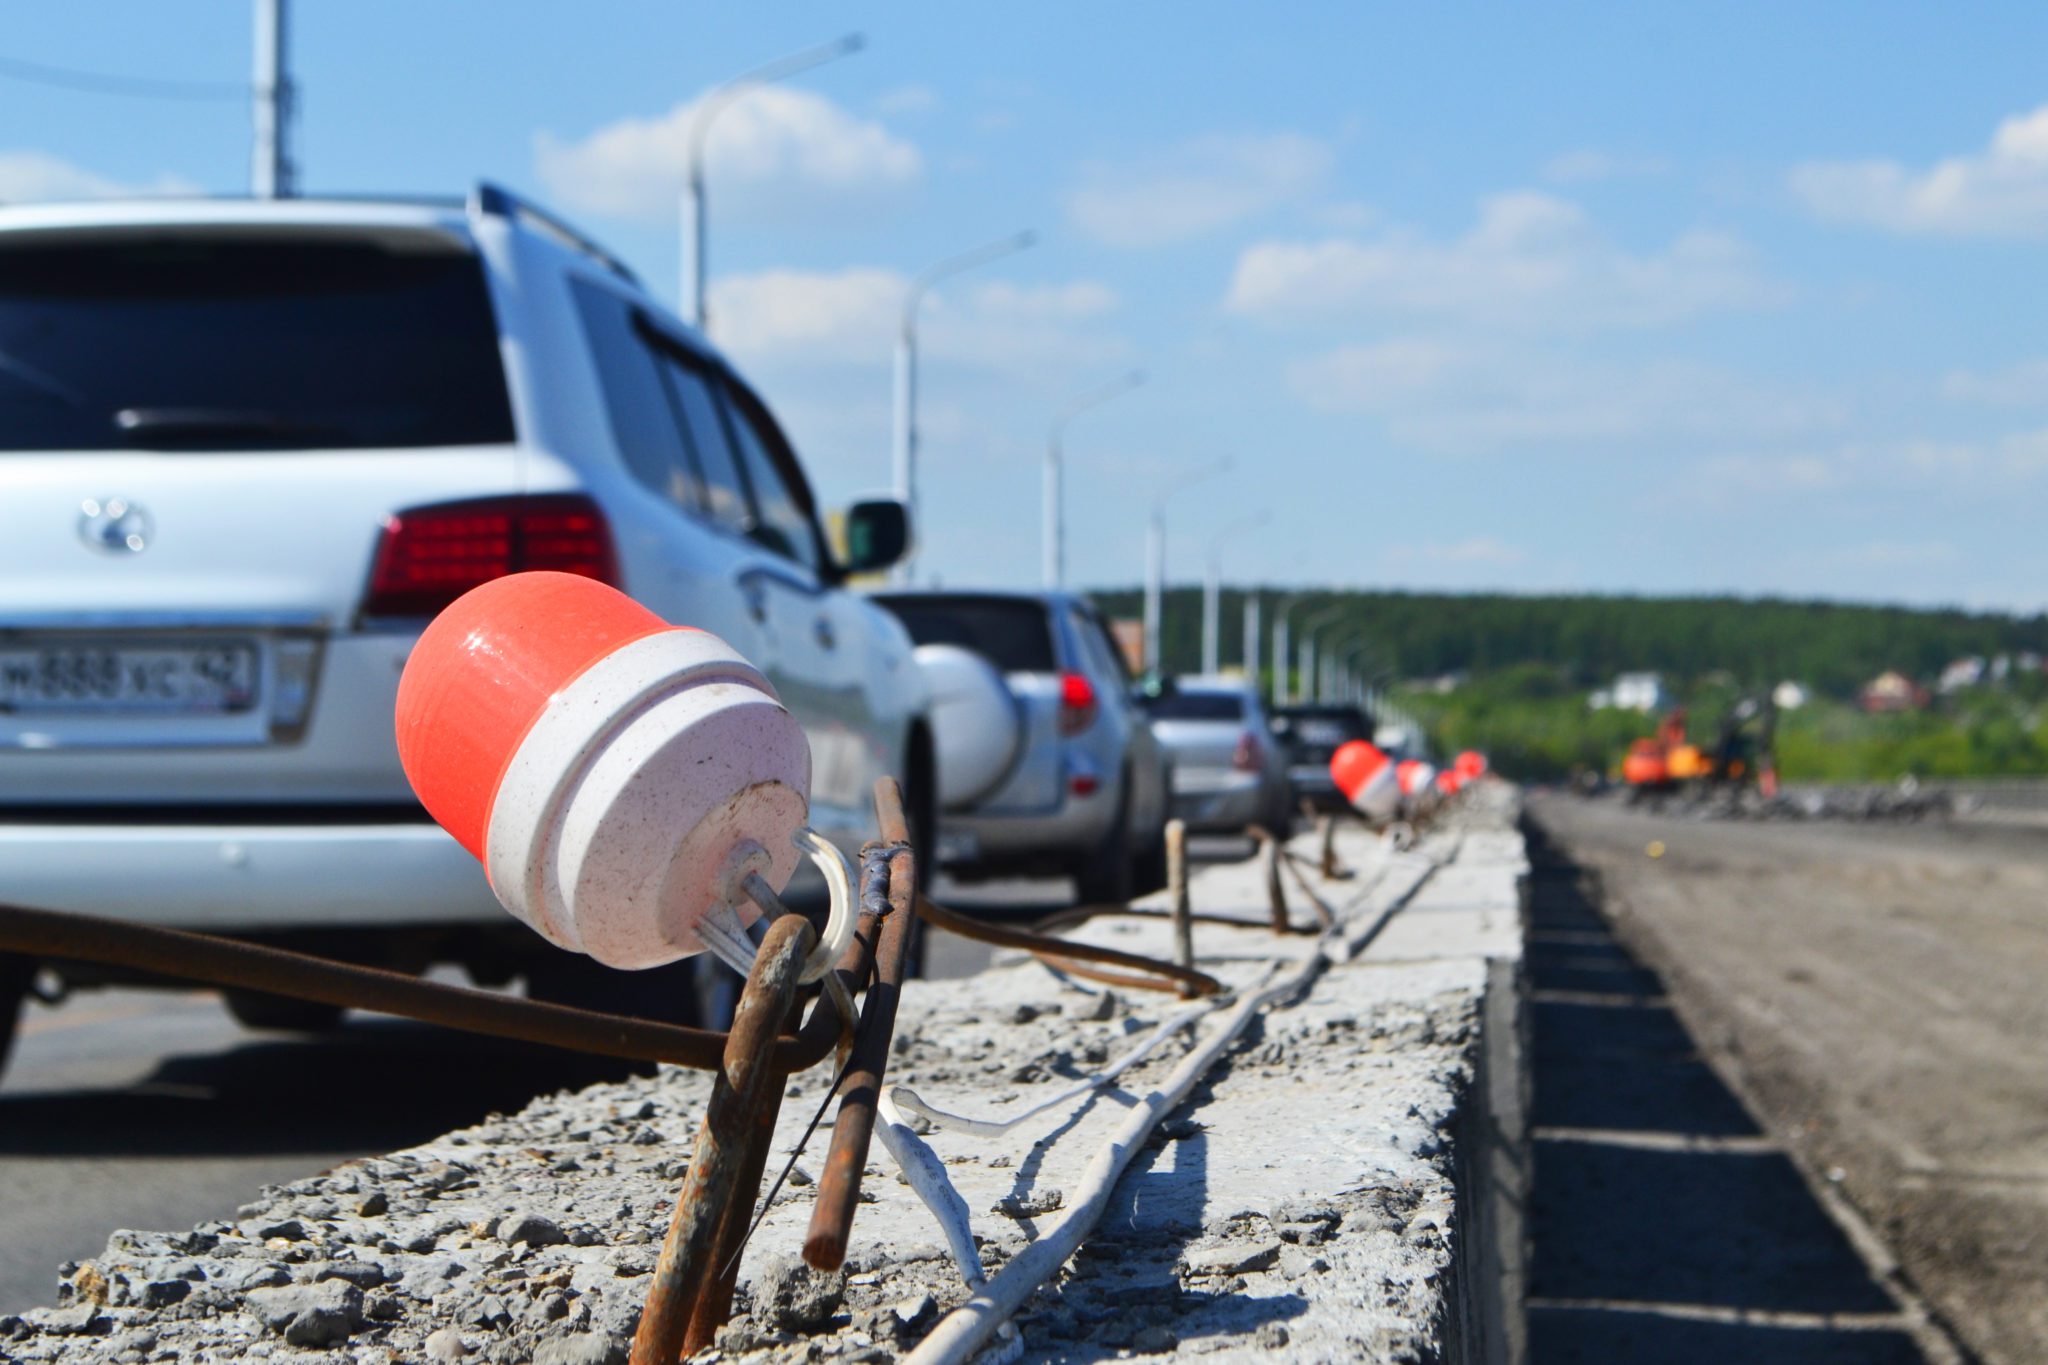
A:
[1046,370,1145,591]
[1243,594,1261,686]
[1271,593,1307,709]
[681,34,864,329]
[1143,459,1229,673]
[1203,511,1268,676]
[251,0,293,198]
[891,231,1035,581]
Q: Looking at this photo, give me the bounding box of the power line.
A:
[0,54,244,102]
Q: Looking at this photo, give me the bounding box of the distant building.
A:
[1861,670,1929,713]
[1937,656,1985,694]
[1772,680,1810,711]
[1607,672,1668,713]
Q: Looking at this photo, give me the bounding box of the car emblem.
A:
[78,496,153,554]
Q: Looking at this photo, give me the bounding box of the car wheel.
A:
[0,953,32,1083]
[223,989,348,1033]
[1073,784,1136,907]
[1130,833,1169,897]
[896,726,938,979]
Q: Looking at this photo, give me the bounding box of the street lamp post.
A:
[1271,593,1308,708]
[1243,594,1261,687]
[681,33,864,329]
[1142,458,1230,673]
[1203,511,1270,675]
[1325,635,1370,705]
[1045,371,1145,590]
[891,230,1036,580]
[1299,607,1347,708]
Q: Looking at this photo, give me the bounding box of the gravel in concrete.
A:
[0,794,1527,1363]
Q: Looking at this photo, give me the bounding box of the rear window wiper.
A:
[114,407,327,444]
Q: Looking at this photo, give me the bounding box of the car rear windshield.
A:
[875,596,1056,673]
[1146,691,1246,722]
[0,233,514,451]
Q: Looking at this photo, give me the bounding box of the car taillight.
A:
[1232,731,1264,772]
[365,494,618,617]
[1058,672,1098,737]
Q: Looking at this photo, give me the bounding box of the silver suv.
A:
[0,183,929,1063]
[872,591,1169,903]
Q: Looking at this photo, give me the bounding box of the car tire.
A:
[1130,834,1169,897]
[223,989,348,1033]
[0,953,32,1083]
[897,727,938,979]
[1073,783,1136,907]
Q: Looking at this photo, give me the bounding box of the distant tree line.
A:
[1089,586,2048,698]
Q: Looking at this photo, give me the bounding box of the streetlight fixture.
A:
[1270,593,1308,708]
[891,229,1037,580]
[1325,634,1371,704]
[1044,370,1145,589]
[1203,511,1270,676]
[680,33,865,329]
[1141,457,1230,673]
[1299,606,1347,708]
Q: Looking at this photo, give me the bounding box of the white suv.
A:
[0,183,931,1061]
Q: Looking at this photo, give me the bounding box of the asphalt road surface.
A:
[1531,793,2048,1365]
[0,870,1093,1317]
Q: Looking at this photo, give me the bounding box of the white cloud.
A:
[1791,104,2048,236]
[0,150,197,203]
[1542,149,1669,184]
[1943,357,2048,405]
[707,267,1126,378]
[1065,132,1330,247]
[1228,193,1781,331]
[1289,338,1840,451]
[534,87,920,223]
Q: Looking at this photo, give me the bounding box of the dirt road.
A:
[1530,794,2048,1365]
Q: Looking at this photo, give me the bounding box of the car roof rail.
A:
[469,181,640,287]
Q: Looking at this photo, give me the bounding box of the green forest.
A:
[1089,587,2048,781]
[1091,586,2048,693]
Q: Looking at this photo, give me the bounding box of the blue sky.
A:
[10,3,2048,609]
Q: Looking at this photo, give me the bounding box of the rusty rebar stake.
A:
[1258,825,1290,934]
[803,778,918,1270]
[632,913,815,1365]
[0,902,862,1074]
[1165,819,1195,998]
[681,988,801,1356]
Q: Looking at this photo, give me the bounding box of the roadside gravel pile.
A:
[1614,781,1959,822]
[1,792,1526,1364]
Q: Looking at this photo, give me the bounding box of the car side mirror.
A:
[840,498,910,574]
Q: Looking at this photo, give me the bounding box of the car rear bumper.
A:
[0,819,504,932]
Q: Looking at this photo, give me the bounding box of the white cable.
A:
[702,827,859,985]
[793,826,857,984]
[902,957,1321,1365]
[887,1001,1212,1139]
[874,1087,988,1288]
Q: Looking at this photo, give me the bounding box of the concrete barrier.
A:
[1,787,1530,1364]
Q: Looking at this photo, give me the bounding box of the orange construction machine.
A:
[1620,699,1777,796]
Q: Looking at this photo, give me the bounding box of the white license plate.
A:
[0,640,261,716]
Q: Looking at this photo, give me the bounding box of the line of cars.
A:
[0,183,1405,1076]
